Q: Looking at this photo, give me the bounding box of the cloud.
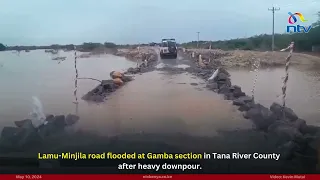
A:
[0,0,318,45]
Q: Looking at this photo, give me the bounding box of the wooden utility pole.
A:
[268,7,280,51]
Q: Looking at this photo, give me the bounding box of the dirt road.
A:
[183,48,320,68]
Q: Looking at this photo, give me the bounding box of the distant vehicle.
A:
[160,39,177,59]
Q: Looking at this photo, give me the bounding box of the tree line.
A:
[0,42,119,52]
[1,11,319,52]
[0,42,154,52]
[0,41,157,52]
[181,12,320,51]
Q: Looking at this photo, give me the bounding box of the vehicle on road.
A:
[160,39,177,59]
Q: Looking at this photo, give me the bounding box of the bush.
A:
[181,11,320,51]
[104,42,117,48]
[0,43,6,51]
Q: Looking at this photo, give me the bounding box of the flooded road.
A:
[1,51,320,172]
[89,71,250,136]
[229,67,320,126]
[0,50,249,137]
[1,50,320,137]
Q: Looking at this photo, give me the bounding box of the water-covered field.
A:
[0,50,319,173]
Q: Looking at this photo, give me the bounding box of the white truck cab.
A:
[160,39,177,59]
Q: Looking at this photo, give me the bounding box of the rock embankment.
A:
[0,114,79,151]
[115,47,157,62]
[82,47,158,102]
[82,77,133,102]
[184,64,320,171]
[181,49,320,68]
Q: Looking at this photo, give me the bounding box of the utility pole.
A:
[196,32,200,48]
[268,7,280,51]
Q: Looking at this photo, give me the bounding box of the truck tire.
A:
[173,54,177,59]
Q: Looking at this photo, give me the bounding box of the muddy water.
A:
[0,50,250,138]
[84,71,250,136]
[0,50,135,127]
[229,67,320,125]
[1,50,319,138]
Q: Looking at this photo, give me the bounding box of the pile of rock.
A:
[125,58,158,75]
[78,53,91,58]
[185,49,231,61]
[82,47,158,102]
[182,49,301,68]
[218,50,280,67]
[207,68,320,164]
[0,114,79,151]
[52,57,66,61]
[44,49,58,54]
[82,72,133,102]
[186,66,222,80]
[44,49,55,53]
[115,48,158,74]
[116,48,157,61]
[125,59,156,74]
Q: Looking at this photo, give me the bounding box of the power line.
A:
[268,6,280,51]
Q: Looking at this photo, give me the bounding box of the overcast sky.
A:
[0,0,319,45]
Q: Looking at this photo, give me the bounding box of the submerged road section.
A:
[0,47,319,173]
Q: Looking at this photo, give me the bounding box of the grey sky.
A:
[0,0,319,45]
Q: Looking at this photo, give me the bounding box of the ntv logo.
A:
[286,12,312,33]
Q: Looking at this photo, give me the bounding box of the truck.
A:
[159,39,177,59]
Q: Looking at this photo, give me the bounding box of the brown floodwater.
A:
[98,71,250,136]
[1,50,319,139]
[1,51,319,172]
[229,67,320,126]
[0,50,135,127]
[0,50,250,138]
